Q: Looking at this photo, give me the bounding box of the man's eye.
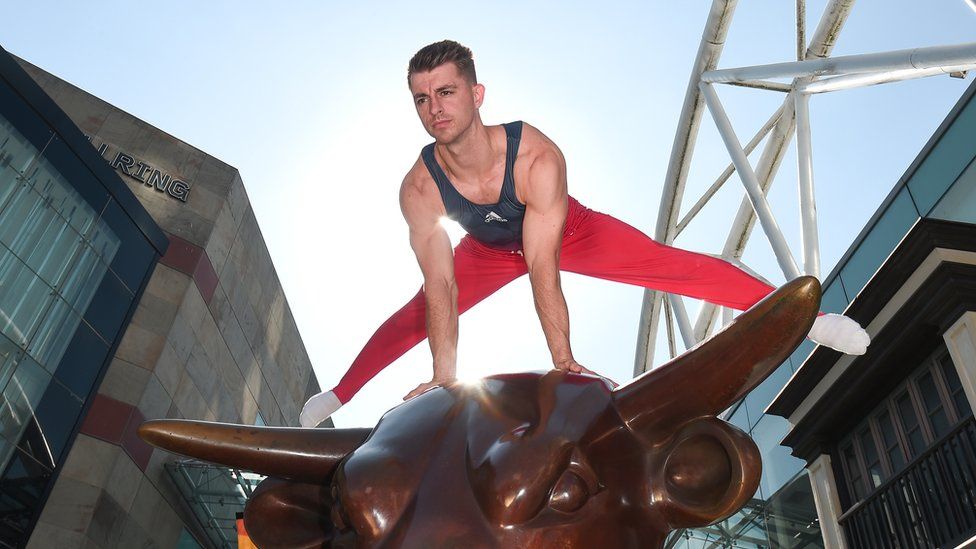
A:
[416,98,427,105]
[439,90,453,96]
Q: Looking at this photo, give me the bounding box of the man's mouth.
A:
[433,119,451,129]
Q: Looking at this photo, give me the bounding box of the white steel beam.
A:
[675,104,786,236]
[699,82,802,280]
[687,0,857,345]
[794,92,820,277]
[668,294,695,350]
[635,0,739,376]
[798,66,970,94]
[702,42,976,84]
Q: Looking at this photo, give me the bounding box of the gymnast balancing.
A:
[299,40,869,427]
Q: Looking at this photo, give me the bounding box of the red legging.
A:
[330,198,775,403]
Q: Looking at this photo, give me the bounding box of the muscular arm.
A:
[400,171,458,398]
[521,143,586,373]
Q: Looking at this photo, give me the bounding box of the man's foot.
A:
[299,390,342,428]
[807,313,870,355]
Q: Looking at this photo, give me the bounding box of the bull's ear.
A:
[655,418,761,527]
[138,420,370,484]
[612,276,820,440]
[243,478,339,549]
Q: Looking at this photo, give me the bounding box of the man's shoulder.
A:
[400,154,438,204]
[516,122,563,166]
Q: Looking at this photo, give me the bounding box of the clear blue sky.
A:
[5,1,975,427]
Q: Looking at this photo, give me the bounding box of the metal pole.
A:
[699,82,802,280]
[675,104,786,236]
[668,294,696,350]
[798,66,967,94]
[794,92,820,278]
[966,0,976,14]
[637,0,739,375]
[702,42,976,84]
[797,0,807,61]
[689,0,856,341]
[664,295,677,359]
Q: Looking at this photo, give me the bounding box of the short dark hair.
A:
[408,40,477,85]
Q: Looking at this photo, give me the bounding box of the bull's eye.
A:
[548,471,589,513]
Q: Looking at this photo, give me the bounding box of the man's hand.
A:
[553,358,596,375]
[403,376,455,401]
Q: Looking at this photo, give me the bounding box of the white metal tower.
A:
[635,0,976,375]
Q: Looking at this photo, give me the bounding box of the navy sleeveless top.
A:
[421,121,527,250]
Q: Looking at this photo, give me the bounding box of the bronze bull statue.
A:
[139,276,821,548]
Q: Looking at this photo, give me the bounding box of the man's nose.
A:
[428,96,443,115]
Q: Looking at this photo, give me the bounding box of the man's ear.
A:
[473,82,485,108]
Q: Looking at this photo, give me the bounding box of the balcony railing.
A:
[839,416,976,548]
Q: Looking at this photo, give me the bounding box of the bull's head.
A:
[140,277,820,548]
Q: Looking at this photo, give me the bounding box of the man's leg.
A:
[300,237,527,426]
[558,209,868,354]
[559,209,774,310]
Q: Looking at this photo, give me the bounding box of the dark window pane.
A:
[939,353,971,420]
[100,199,157,292]
[53,321,108,401]
[29,136,109,218]
[907,95,976,214]
[0,447,52,546]
[81,272,133,344]
[896,393,926,457]
[19,380,82,466]
[745,361,792,427]
[728,401,750,433]
[843,443,864,500]
[917,372,951,438]
[839,188,918,298]
[877,410,905,472]
[858,428,884,488]
[751,415,804,500]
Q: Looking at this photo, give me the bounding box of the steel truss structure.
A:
[635,0,976,374]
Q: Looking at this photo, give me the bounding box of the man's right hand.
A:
[403,377,455,401]
[553,358,596,375]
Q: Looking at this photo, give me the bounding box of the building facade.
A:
[669,80,976,548]
[0,45,321,548]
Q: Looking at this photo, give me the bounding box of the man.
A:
[299,40,869,428]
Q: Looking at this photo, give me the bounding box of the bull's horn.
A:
[139,420,370,483]
[612,276,820,438]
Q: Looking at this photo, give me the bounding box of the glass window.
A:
[842,441,865,501]
[99,200,157,292]
[22,380,82,467]
[727,401,750,433]
[52,322,109,401]
[26,296,81,372]
[82,273,132,344]
[896,391,926,457]
[751,414,805,499]
[0,447,53,537]
[907,96,976,214]
[916,371,951,439]
[821,279,850,314]
[858,427,884,488]
[0,249,57,348]
[930,157,976,224]
[745,362,792,429]
[0,117,44,215]
[938,353,970,420]
[839,188,919,299]
[876,409,905,473]
[0,358,50,450]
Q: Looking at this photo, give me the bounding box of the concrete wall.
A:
[17,60,320,549]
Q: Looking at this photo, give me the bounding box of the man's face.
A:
[409,62,484,143]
